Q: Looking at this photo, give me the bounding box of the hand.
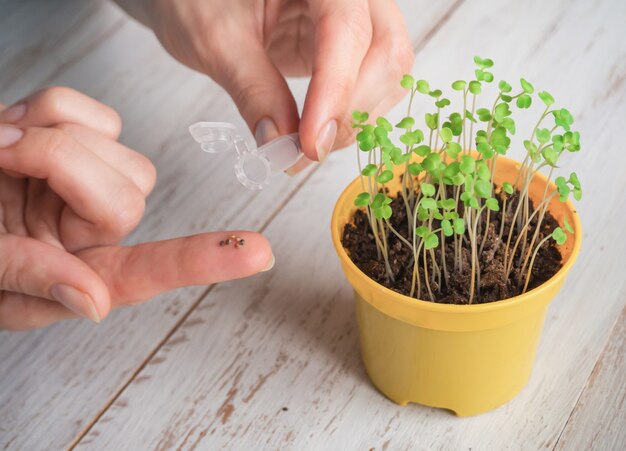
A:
[0,87,274,330]
[120,0,414,170]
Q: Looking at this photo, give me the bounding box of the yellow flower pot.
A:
[331,154,581,416]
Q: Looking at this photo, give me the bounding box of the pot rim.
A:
[331,154,582,314]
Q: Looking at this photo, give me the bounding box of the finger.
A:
[0,86,122,140]
[299,0,372,161]
[208,31,300,146]
[56,123,156,195]
[0,293,78,331]
[341,0,413,149]
[0,125,146,246]
[78,231,274,306]
[0,235,111,330]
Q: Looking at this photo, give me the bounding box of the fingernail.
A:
[261,253,275,272]
[0,102,27,123]
[0,124,24,147]
[50,284,101,323]
[285,156,314,176]
[315,120,337,162]
[255,117,279,146]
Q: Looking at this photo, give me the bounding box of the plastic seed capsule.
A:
[189,122,303,190]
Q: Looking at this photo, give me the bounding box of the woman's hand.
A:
[117,0,414,170]
[0,87,274,330]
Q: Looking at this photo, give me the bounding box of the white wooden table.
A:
[1,0,625,449]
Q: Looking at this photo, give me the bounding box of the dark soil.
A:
[341,187,563,304]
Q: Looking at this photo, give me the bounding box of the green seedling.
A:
[352,56,582,304]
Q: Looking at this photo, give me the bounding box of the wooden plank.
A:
[555,302,626,451]
[76,0,626,449]
[0,1,458,449]
[0,0,127,99]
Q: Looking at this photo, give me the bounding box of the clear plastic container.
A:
[189,122,303,190]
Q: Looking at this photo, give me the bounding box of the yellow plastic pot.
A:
[331,154,581,416]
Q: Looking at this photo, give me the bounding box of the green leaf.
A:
[476,161,491,181]
[498,80,512,93]
[435,98,451,108]
[569,172,581,190]
[440,127,453,143]
[485,198,500,211]
[520,78,534,94]
[444,162,460,178]
[415,226,429,237]
[371,193,387,208]
[414,144,431,156]
[354,192,371,207]
[361,164,377,177]
[452,80,466,91]
[552,227,567,245]
[389,147,403,164]
[395,116,415,129]
[563,217,574,233]
[453,218,466,235]
[446,142,462,158]
[352,111,369,123]
[474,56,494,68]
[543,147,558,167]
[475,179,492,198]
[422,153,442,172]
[476,108,492,122]
[516,94,532,109]
[459,155,476,174]
[538,91,555,106]
[376,116,393,132]
[469,80,482,94]
[421,197,438,210]
[502,117,516,135]
[469,196,479,209]
[476,142,494,159]
[536,128,551,144]
[420,183,436,197]
[416,80,430,94]
[408,162,422,176]
[429,89,442,98]
[442,219,454,237]
[554,108,574,131]
[377,170,394,184]
[425,112,438,130]
[502,181,514,194]
[424,232,439,250]
[494,103,512,122]
[440,198,457,210]
[400,74,415,90]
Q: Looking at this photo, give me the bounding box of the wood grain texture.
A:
[72,0,626,450]
[0,1,458,449]
[555,301,626,451]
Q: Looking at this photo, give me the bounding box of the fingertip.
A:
[232,231,274,275]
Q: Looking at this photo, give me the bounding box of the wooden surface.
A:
[0,0,624,449]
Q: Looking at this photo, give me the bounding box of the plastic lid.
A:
[189,122,303,190]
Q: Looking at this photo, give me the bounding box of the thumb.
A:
[212,37,300,146]
[78,231,274,306]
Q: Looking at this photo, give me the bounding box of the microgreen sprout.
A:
[351,57,581,303]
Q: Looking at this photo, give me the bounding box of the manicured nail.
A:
[50,284,101,323]
[255,117,279,146]
[315,120,337,162]
[285,156,314,176]
[0,102,27,123]
[0,124,24,147]
[261,253,275,272]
